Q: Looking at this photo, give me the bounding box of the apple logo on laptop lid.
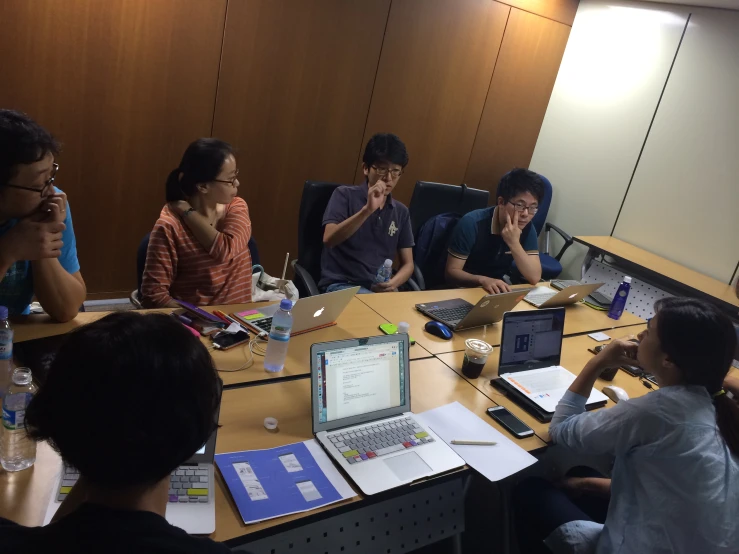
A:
[313,308,325,318]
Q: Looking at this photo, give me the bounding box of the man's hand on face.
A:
[36,191,68,224]
[0,217,65,265]
[366,181,385,213]
[501,209,522,247]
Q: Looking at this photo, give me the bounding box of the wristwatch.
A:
[182,207,195,218]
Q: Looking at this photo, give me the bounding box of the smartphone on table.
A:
[486,406,534,439]
[212,330,250,351]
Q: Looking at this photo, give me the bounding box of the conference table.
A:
[2,287,654,552]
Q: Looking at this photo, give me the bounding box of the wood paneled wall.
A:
[0,0,576,296]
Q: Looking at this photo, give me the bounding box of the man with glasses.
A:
[0,110,85,321]
[445,168,543,293]
[320,133,414,293]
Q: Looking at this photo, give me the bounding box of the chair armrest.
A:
[544,222,574,261]
[406,277,421,292]
[412,265,425,291]
[292,262,321,297]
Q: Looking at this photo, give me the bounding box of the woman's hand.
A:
[592,339,639,374]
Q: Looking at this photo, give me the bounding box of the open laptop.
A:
[44,389,223,535]
[415,288,533,330]
[492,308,608,421]
[523,283,604,309]
[233,286,359,336]
[310,334,464,495]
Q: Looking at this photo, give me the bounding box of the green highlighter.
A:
[378,323,415,345]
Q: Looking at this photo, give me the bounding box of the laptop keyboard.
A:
[526,290,557,307]
[551,279,581,290]
[56,465,210,504]
[251,317,272,332]
[428,306,471,324]
[328,417,434,464]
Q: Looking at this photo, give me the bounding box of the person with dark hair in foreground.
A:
[0,109,86,321]
[445,168,544,293]
[320,133,415,293]
[514,297,739,554]
[0,312,231,554]
[142,138,252,308]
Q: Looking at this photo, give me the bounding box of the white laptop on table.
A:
[524,283,604,309]
[494,308,608,420]
[234,286,360,336]
[311,334,464,495]
[44,391,222,535]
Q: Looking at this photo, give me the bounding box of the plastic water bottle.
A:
[607,276,632,320]
[1,367,37,472]
[0,306,13,401]
[375,259,393,284]
[263,299,293,372]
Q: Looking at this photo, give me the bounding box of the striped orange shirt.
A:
[141,197,253,308]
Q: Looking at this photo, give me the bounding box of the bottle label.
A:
[618,290,626,297]
[269,327,291,342]
[2,392,31,430]
[0,329,13,361]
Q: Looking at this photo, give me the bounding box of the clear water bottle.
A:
[0,306,13,401]
[607,276,632,320]
[375,259,393,283]
[1,367,37,472]
[263,299,293,372]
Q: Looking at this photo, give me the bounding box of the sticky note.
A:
[237,310,260,316]
[588,332,611,341]
[239,312,265,320]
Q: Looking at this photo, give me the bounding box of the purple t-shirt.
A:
[319,183,414,290]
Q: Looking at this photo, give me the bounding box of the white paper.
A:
[588,332,610,341]
[278,453,304,473]
[415,402,537,482]
[224,322,243,334]
[303,440,356,500]
[234,461,269,501]
[296,480,323,502]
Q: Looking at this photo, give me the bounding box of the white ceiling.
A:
[640,0,739,10]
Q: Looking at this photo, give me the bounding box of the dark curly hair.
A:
[26,312,221,488]
[0,109,60,187]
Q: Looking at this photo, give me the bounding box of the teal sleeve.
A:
[447,214,477,258]
[522,224,538,251]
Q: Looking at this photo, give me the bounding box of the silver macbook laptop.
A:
[44,395,222,535]
[234,286,360,336]
[310,334,464,495]
[524,283,604,309]
[496,309,608,414]
[415,288,533,330]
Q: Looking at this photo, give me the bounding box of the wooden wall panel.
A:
[0,0,226,296]
[356,0,509,205]
[497,0,579,25]
[465,8,570,194]
[212,0,391,276]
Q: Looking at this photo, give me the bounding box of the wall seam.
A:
[210,0,230,136]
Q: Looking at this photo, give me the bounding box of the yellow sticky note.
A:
[187,488,209,496]
[415,432,429,439]
[60,486,72,494]
[342,450,359,458]
[241,313,265,320]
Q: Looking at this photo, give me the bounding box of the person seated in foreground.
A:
[141,138,252,308]
[514,297,739,554]
[445,168,543,294]
[319,133,414,294]
[0,312,231,554]
[0,110,86,321]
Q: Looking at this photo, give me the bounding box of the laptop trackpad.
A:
[384,452,432,482]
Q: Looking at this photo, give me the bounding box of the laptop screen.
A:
[315,339,407,425]
[499,308,565,373]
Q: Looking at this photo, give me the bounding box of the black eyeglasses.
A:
[2,163,58,195]
[507,200,538,215]
[371,166,403,178]
[212,168,239,187]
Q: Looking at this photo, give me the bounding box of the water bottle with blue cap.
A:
[263,299,293,372]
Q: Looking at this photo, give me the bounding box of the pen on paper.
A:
[450,440,497,446]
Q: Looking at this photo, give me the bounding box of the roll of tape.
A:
[263,417,278,430]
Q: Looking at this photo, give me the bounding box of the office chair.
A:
[129,233,261,308]
[293,181,346,297]
[408,181,490,289]
[495,172,573,281]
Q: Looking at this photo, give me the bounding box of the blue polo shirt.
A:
[448,206,537,280]
[0,189,80,315]
[319,183,414,290]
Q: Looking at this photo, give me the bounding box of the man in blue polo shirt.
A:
[445,168,543,294]
[320,133,414,293]
[0,110,86,321]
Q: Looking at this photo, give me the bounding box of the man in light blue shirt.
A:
[515,298,739,554]
[0,110,86,321]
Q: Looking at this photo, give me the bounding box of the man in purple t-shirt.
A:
[319,134,415,293]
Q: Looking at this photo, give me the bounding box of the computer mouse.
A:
[602,385,629,404]
[424,321,453,340]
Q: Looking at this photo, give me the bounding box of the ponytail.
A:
[165,169,185,202]
[164,138,234,203]
[714,392,739,457]
[654,297,739,457]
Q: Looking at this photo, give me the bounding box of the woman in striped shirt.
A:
[141,139,252,308]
